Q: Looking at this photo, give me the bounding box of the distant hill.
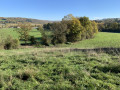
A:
[1,17,120,25]
[95,18,120,23]
[0,17,55,24]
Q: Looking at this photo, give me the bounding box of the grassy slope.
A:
[0,48,120,89]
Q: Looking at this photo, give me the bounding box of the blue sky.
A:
[0,0,120,20]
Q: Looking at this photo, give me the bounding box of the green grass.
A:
[0,28,41,39]
[0,48,119,89]
[65,32,120,48]
[0,28,41,44]
[0,28,19,39]
[0,19,6,21]
[0,28,120,89]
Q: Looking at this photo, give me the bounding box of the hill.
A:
[0,17,55,24]
[95,18,120,23]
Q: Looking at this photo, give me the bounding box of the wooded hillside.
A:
[0,17,54,24]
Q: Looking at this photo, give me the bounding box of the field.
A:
[0,48,120,89]
[0,28,41,39]
[1,28,120,48]
[66,32,120,48]
[0,28,120,89]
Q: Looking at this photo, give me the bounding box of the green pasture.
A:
[1,28,120,48]
[66,32,120,48]
[0,28,41,39]
[0,28,120,89]
[0,48,119,89]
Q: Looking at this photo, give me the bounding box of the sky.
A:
[0,0,120,20]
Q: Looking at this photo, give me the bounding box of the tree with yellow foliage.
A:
[66,16,83,42]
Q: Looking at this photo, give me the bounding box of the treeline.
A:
[98,22,120,32]
[95,18,120,23]
[95,18,120,32]
[41,14,98,45]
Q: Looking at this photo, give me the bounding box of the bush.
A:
[40,29,51,46]
[10,39,19,49]
[41,35,51,46]
[51,34,66,45]
[4,36,19,50]
[0,31,6,49]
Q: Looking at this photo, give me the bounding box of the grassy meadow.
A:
[66,32,120,48]
[0,28,41,39]
[1,28,120,48]
[0,28,120,89]
[0,28,42,45]
[0,48,120,89]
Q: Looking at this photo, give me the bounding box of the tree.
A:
[100,22,120,32]
[39,27,51,46]
[79,17,98,39]
[97,23,105,31]
[50,22,68,45]
[110,22,118,31]
[17,23,32,45]
[79,16,91,27]
[37,26,44,31]
[43,23,52,30]
[66,16,83,42]
[62,14,74,21]
[91,21,98,34]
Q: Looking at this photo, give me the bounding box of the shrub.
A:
[4,36,19,50]
[0,39,4,49]
[40,29,51,46]
[51,34,67,45]
[41,35,51,46]
[0,30,6,49]
[12,39,20,49]
[37,26,44,31]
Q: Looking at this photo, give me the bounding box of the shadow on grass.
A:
[20,37,42,46]
[101,31,120,33]
[96,64,120,73]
